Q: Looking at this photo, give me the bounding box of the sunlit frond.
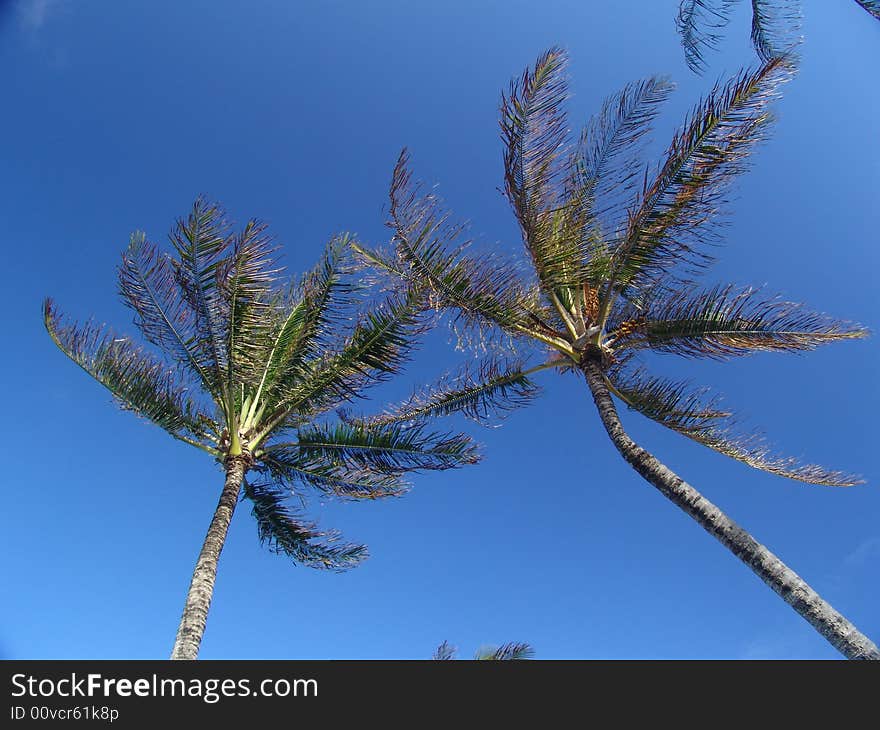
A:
[255,236,355,411]
[677,0,738,73]
[243,480,367,570]
[388,150,543,347]
[502,48,593,292]
[44,299,218,454]
[353,358,541,427]
[606,362,861,486]
[607,285,868,359]
[474,642,535,660]
[293,422,480,473]
[604,56,793,308]
[217,219,280,393]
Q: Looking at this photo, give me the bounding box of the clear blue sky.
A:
[1,0,877,659]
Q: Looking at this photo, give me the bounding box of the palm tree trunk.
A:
[580,355,879,660]
[170,456,246,660]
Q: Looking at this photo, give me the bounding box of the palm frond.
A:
[502,48,593,292]
[433,641,457,660]
[254,236,354,410]
[292,422,479,474]
[606,362,861,486]
[604,56,793,307]
[676,0,739,73]
[118,231,222,399]
[854,0,880,20]
[573,76,675,238]
[608,285,867,359]
[474,642,535,660]
[44,299,217,453]
[352,358,541,427]
[243,480,367,570]
[168,197,234,403]
[750,0,802,62]
[258,446,407,500]
[217,218,280,393]
[387,150,542,346]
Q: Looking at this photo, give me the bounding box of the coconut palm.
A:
[43,199,481,660]
[677,0,879,73]
[355,49,879,659]
[433,641,534,660]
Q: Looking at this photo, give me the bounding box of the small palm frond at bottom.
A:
[242,480,367,571]
[433,641,457,660]
[474,643,535,660]
[605,362,862,486]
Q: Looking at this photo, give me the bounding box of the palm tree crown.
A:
[360,49,865,487]
[44,199,480,656]
[355,48,877,659]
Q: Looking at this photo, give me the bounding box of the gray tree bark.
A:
[170,455,246,660]
[581,354,879,660]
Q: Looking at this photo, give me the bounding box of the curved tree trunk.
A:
[580,356,879,660]
[170,456,246,660]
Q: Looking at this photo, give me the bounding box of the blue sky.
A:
[1,0,877,659]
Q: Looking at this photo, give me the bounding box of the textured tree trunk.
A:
[580,355,879,660]
[170,456,246,660]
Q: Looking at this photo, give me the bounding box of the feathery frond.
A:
[353,358,541,427]
[605,362,861,486]
[387,150,544,347]
[292,422,480,474]
[474,642,535,660]
[243,480,367,570]
[433,641,457,660]
[604,56,793,308]
[607,285,868,359]
[750,0,802,62]
[677,0,739,74]
[854,0,880,20]
[44,300,217,453]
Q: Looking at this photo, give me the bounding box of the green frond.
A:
[353,358,541,427]
[242,480,367,570]
[218,218,281,394]
[608,285,868,359]
[854,0,880,20]
[281,287,428,422]
[293,422,480,474]
[253,236,355,412]
[387,150,541,345]
[118,231,222,400]
[43,299,218,454]
[474,642,535,661]
[258,447,408,500]
[676,1,738,73]
[750,0,802,62]
[502,48,593,292]
[606,362,862,486]
[604,56,794,308]
[168,197,235,399]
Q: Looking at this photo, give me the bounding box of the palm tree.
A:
[354,49,879,659]
[44,199,481,660]
[676,0,880,73]
[433,641,534,660]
